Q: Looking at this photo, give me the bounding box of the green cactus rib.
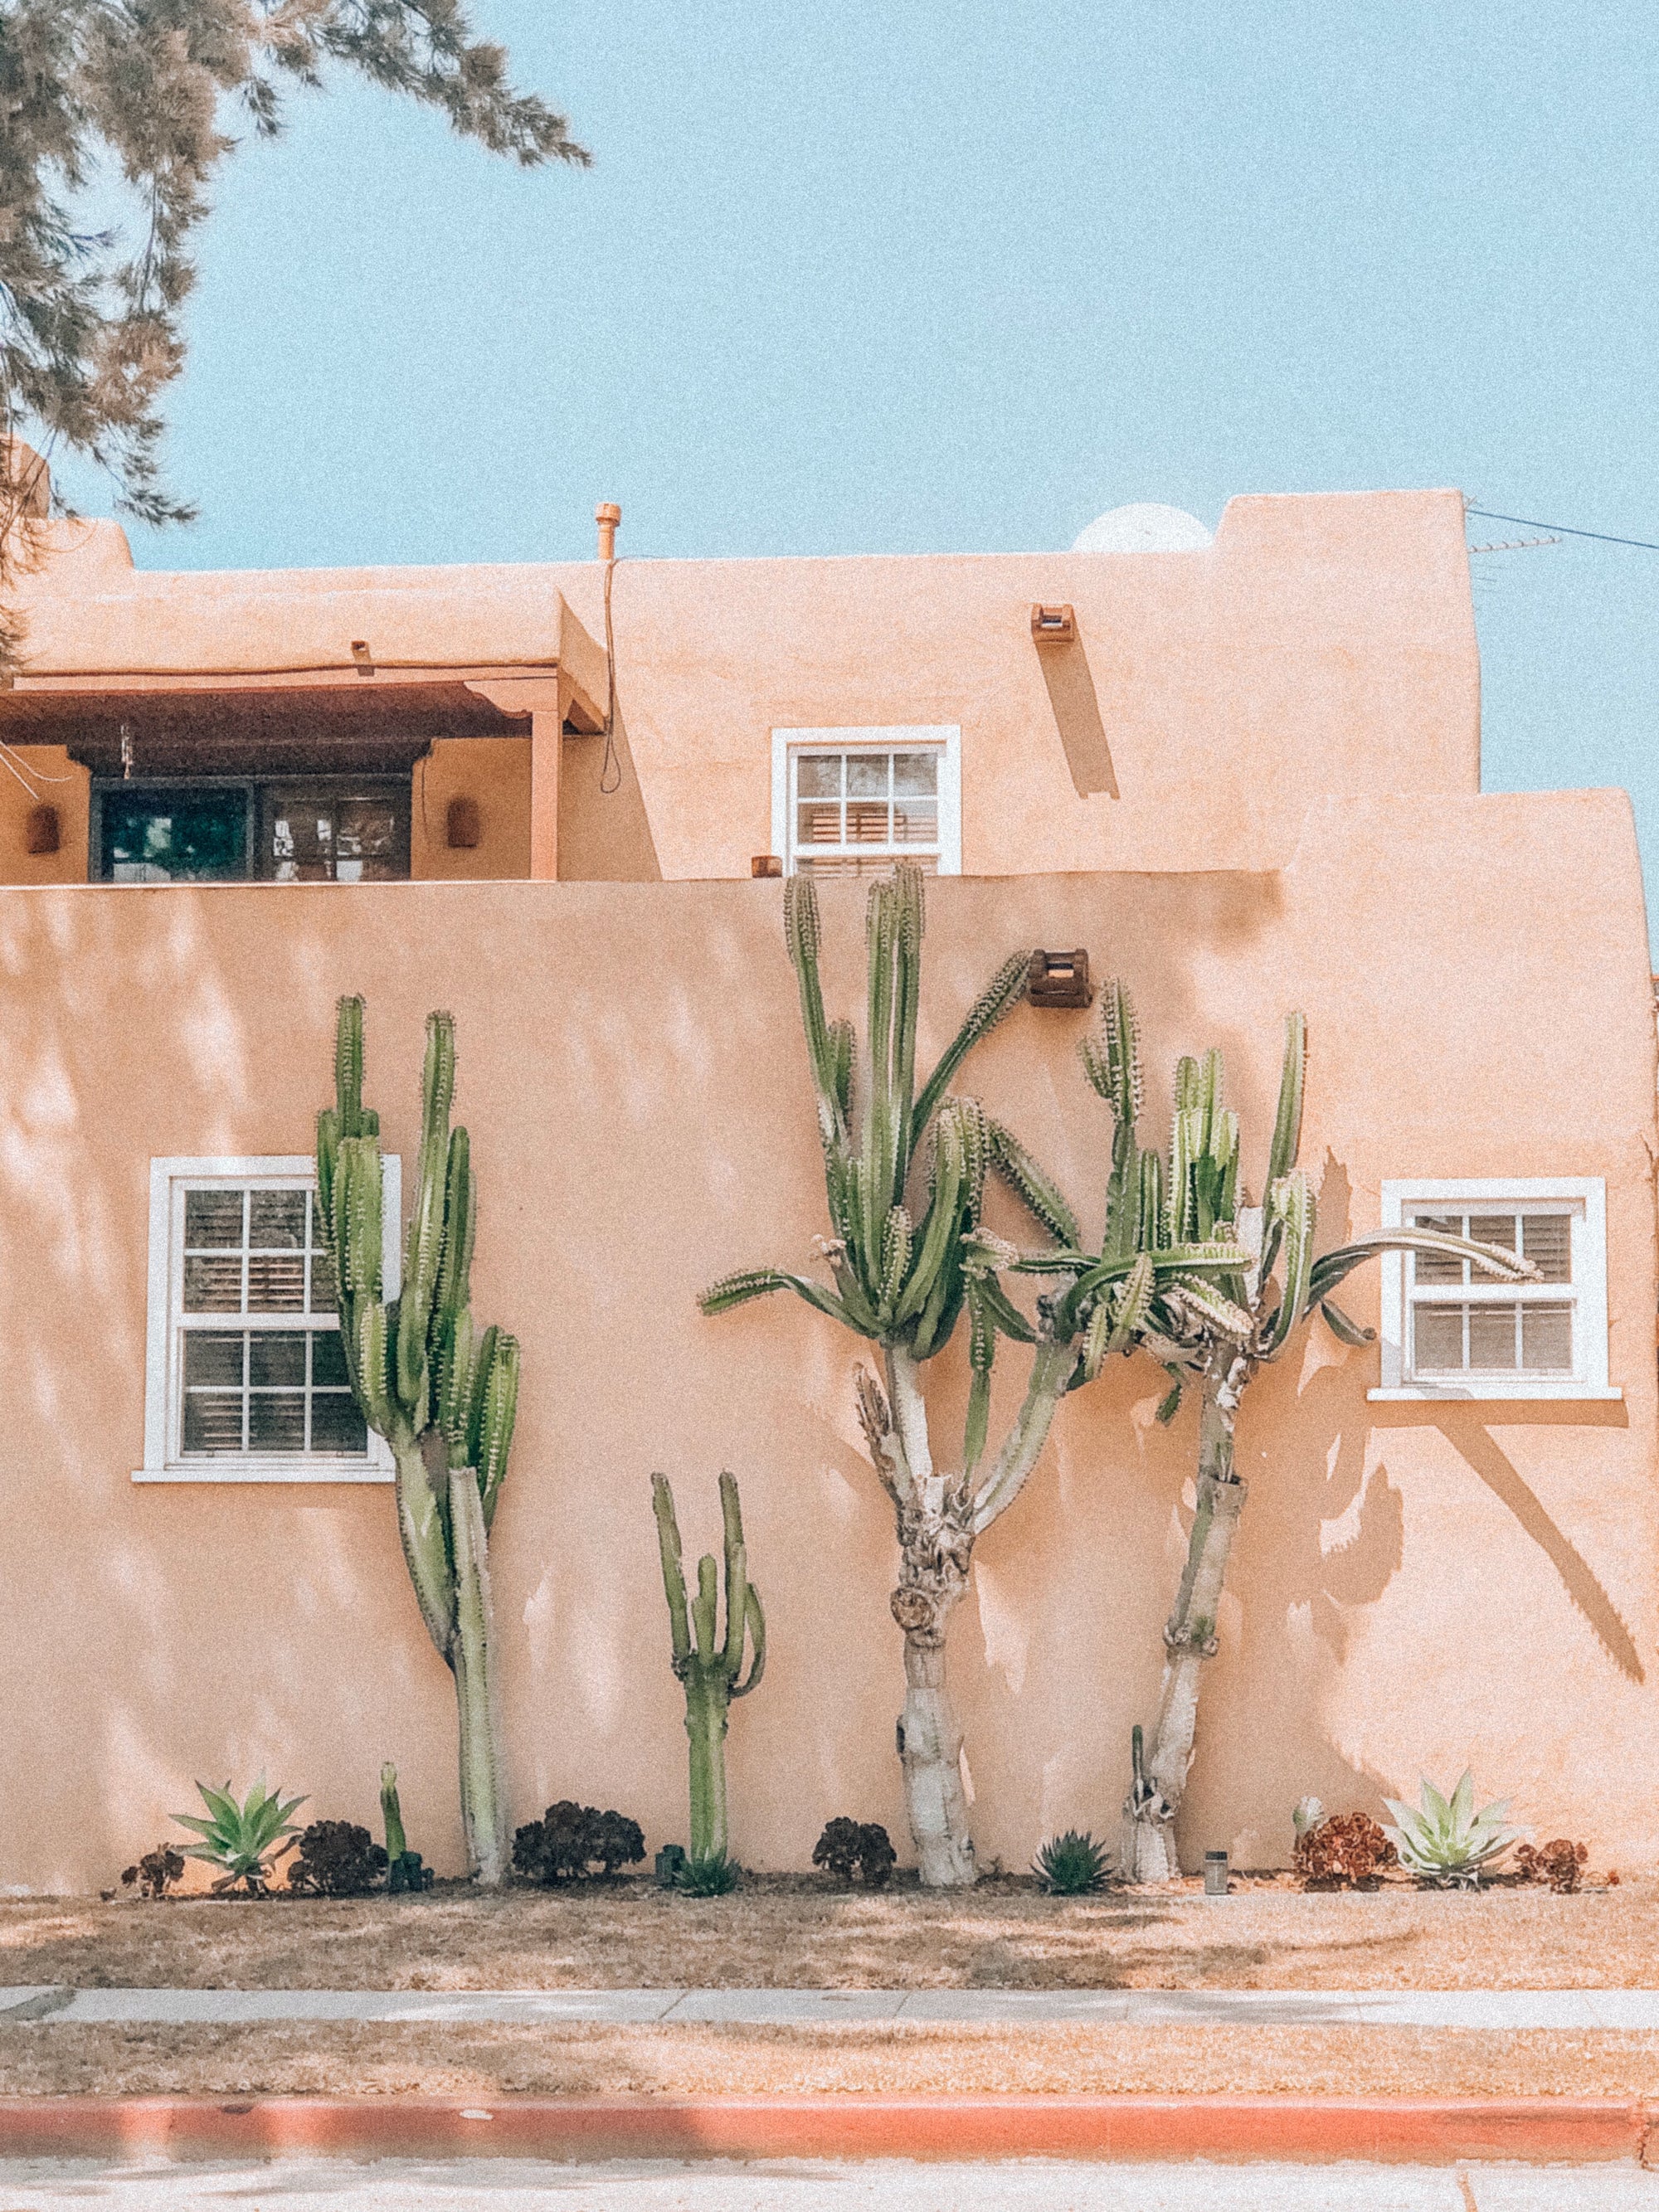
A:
[653,1471,766,1866]
[316,997,520,1887]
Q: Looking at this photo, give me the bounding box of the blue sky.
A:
[75,0,1659,928]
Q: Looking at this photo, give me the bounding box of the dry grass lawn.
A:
[0,1872,1651,1993]
[2,2021,1659,2099]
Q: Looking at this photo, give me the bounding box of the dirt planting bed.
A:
[0,1871,1648,1993]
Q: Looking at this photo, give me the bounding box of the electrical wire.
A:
[1466,508,1659,554]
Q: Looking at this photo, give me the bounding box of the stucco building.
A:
[0,480,1651,1890]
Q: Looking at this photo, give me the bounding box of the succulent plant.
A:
[1292,1811,1397,1889]
[317,999,521,1885]
[288,1821,389,1897]
[676,1852,741,1896]
[653,1471,766,1868]
[119,1845,184,1900]
[812,1817,898,1888]
[513,1802,646,1884]
[1515,1839,1589,1894]
[1033,1829,1113,1895]
[172,1778,306,1897]
[1381,1772,1522,1889]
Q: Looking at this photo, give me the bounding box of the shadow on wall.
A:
[1037,637,1118,800]
[559,707,662,882]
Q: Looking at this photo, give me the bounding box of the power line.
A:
[1466,507,1659,554]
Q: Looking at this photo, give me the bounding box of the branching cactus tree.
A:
[1041,986,1538,1882]
[702,863,1085,1887]
[317,998,522,1885]
[652,1471,766,1866]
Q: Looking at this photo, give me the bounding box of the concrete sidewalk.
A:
[5,1986,1659,2028]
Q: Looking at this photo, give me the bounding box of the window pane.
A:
[1413,1305,1465,1372]
[1467,1303,1518,1370]
[845,801,891,845]
[100,790,248,884]
[1410,1214,1464,1285]
[796,852,939,878]
[796,800,841,848]
[309,1249,339,1315]
[310,1393,368,1454]
[249,1333,306,1387]
[185,1190,245,1248]
[1523,1214,1573,1283]
[183,1331,245,1388]
[311,1329,350,1388]
[182,1392,246,1454]
[250,1191,307,1248]
[184,1253,244,1313]
[334,796,402,885]
[249,1393,306,1452]
[1469,1213,1518,1252]
[795,755,840,800]
[1522,1302,1574,1373]
[845,755,888,798]
[893,751,937,797]
[246,1252,306,1312]
[891,799,938,845]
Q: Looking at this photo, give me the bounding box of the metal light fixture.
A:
[350,639,375,676]
[751,854,783,879]
[1030,602,1077,643]
[446,796,481,850]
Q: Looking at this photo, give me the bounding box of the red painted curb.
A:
[0,2095,1645,2166]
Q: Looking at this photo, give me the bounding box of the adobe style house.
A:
[0,479,1652,1892]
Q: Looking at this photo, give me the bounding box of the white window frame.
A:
[1369,1176,1618,1403]
[771,726,962,877]
[136,1155,402,1483]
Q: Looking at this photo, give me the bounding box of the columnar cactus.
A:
[702,864,1077,1887]
[317,998,521,1885]
[1038,989,1538,1880]
[651,1471,766,1866]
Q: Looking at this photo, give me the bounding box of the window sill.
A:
[132,1462,393,1485]
[1368,1383,1623,1404]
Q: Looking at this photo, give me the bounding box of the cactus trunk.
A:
[1122,1373,1248,1881]
[449,1463,510,1887]
[898,1599,975,1888]
[684,1678,731,1863]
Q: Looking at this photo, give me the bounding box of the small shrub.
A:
[1293,1811,1398,1890]
[812,1818,897,1889]
[173,1778,306,1897]
[1033,1830,1112,1895]
[120,1845,184,1900]
[1381,1772,1520,1890]
[387,1850,434,1894]
[676,1853,740,1896]
[512,1801,646,1884]
[1515,1839,1588,1894]
[288,1821,389,1898]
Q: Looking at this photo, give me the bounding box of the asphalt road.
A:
[0,2161,1653,2208]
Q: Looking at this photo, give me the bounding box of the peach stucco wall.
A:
[0,786,1651,1892]
[4,490,1479,885]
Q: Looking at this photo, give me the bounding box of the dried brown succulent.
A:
[1514,1838,1588,1894]
[1293,1811,1398,1889]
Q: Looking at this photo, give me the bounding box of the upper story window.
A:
[95,779,411,884]
[771,727,961,877]
[1370,1178,1618,1403]
[137,1157,400,1483]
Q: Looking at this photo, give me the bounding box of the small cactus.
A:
[1033,1829,1113,1895]
[652,1471,766,1866]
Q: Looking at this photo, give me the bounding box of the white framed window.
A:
[1370,1177,1618,1403]
[771,727,961,877]
[136,1156,401,1483]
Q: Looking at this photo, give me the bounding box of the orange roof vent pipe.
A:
[596,503,621,562]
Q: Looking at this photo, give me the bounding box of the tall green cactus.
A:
[316,998,521,1886]
[1034,990,1540,1879]
[702,863,1078,1887]
[651,1471,766,1866]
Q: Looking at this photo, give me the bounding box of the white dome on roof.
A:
[1071,503,1214,552]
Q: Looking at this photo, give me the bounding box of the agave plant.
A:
[172,1778,306,1897]
[703,864,1072,1887]
[1033,1829,1112,1895]
[1031,985,1540,1882]
[1382,1772,1522,1889]
[676,1851,741,1896]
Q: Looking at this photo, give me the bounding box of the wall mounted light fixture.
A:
[350,639,375,676]
[751,853,783,878]
[1030,602,1077,643]
[24,803,59,856]
[446,796,481,850]
[1026,948,1093,1008]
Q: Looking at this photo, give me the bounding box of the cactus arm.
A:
[1266,1010,1307,1189]
[448,1461,509,1885]
[698,1267,868,1330]
[651,1474,693,1670]
[785,874,849,1149]
[435,1125,476,1325]
[893,868,923,1180]
[692,1553,719,1669]
[971,1334,1076,1535]
[1320,1298,1376,1347]
[912,948,1030,1138]
[986,1118,1080,1248]
[1260,1172,1316,1356]
[396,1014,456,1410]
[732,1582,766,1697]
[1308,1228,1539,1302]
[718,1471,751,1680]
[476,1334,518,1532]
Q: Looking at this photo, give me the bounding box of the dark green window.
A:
[93,778,410,883]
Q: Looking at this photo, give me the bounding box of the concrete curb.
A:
[0,2096,1648,2166]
